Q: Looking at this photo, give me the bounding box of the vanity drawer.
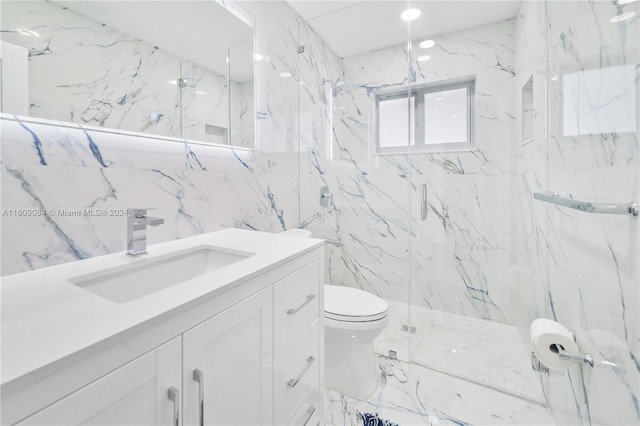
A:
[283,385,321,426]
[274,260,321,356]
[274,321,320,425]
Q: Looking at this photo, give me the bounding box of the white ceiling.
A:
[288,1,522,58]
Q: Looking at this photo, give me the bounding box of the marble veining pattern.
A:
[325,355,554,426]
[374,300,546,404]
[0,0,303,276]
[300,18,520,324]
[520,1,639,425]
[1,1,638,424]
[1,1,251,146]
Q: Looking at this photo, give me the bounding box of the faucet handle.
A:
[128,208,156,217]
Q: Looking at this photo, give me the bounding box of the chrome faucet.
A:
[127,208,164,256]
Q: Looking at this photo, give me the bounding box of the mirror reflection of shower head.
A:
[333,79,346,96]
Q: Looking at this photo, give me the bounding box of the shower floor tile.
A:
[374,301,546,404]
[325,356,554,425]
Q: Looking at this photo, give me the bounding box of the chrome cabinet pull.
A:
[167,386,180,426]
[287,294,316,315]
[420,184,428,221]
[193,369,205,426]
[287,356,316,387]
[302,405,316,426]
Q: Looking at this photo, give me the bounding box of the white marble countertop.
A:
[1,229,323,389]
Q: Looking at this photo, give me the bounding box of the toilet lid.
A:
[324,285,388,322]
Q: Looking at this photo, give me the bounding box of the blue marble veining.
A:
[266,188,286,231]
[1,0,638,423]
[184,144,208,171]
[231,149,254,172]
[5,167,90,261]
[325,354,553,425]
[17,118,47,166]
[82,129,109,167]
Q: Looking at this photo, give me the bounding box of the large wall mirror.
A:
[0,0,255,149]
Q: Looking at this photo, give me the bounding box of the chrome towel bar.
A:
[534,191,638,217]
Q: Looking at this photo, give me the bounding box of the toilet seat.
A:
[324,285,387,322]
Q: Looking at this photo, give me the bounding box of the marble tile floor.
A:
[324,355,555,426]
[374,301,546,404]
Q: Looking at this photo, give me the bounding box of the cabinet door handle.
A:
[287,294,316,315]
[302,405,316,426]
[193,369,204,426]
[167,386,180,426]
[287,356,315,387]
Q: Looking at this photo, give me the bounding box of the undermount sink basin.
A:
[70,245,254,303]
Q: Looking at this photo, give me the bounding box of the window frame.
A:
[374,76,476,154]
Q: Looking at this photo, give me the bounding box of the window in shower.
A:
[375,77,475,153]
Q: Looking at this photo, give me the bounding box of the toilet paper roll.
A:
[530,318,579,370]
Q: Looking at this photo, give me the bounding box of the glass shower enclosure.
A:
[298,0,639,424]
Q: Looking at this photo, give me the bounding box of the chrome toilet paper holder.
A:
[550,343,594,367]
[531,352,549,373]
[531,330,594,372]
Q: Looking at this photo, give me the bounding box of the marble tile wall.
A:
[1,1,247,145]
[515,1,639,424]
[297,3,639,423]
[0,0,301,276]
[299,18,520,324]
[3,1,638,423]
[543,1,639,424]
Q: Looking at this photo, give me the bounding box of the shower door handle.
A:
[420,184,428,221]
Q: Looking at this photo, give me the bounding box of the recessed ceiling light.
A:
[550,75,559,81]
[451,115,457,119]
[433,97,444,101]
[417,55,431,62]
[419,39,436,49]
[617,0,638,4]
[168,80,178,85]
[254,54,264,61]
[280,71,292,78]
[610,11,636,22]
[401,8,421,21]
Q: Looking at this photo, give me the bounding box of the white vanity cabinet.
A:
[18,337,182,426]
[272,260,323,425]
[1,230,324,426]
[182,287,274,425]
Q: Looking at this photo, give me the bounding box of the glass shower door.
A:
[542,1,639,424]
[405,0,549,404]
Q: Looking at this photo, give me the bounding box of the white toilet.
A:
[324,285,388,400]
[279,229,389,399]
